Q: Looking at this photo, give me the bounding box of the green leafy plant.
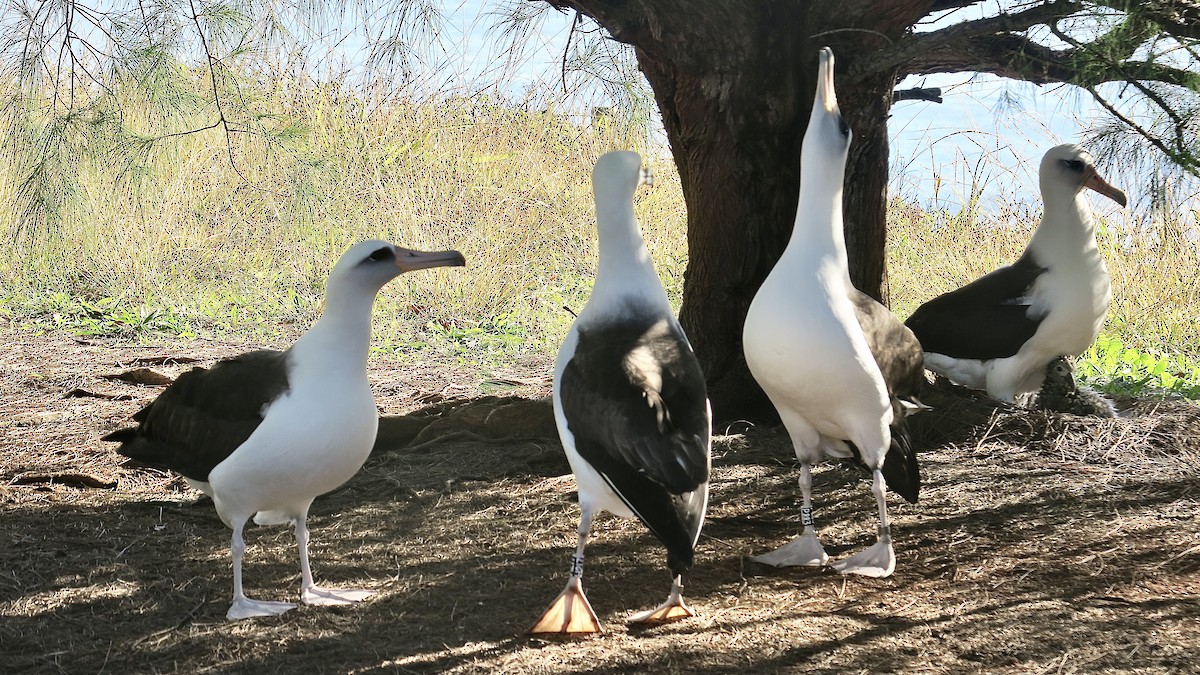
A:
[1078,334,1200,399]
[425,312,528,353]
[4,292,195,338]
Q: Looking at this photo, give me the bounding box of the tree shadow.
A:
[3,392,1198,672]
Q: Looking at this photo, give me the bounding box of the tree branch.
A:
[851,0,1080,79]
[186,0,278,195]
[902,33,1073,82]
[1091,0,1200,41]
[1085,85,1199,173]
[904,29,1200,89]
[561,10,581,92]
[928,0,989,11]
[893,86,943,103]
[541,0,644,45]
[20,0,47,81]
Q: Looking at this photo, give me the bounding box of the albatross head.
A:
[592,150,650,206]
[1040,144,1127,208]
[1044,356,1078,392]
[802,47,852,172]
[327,239,466,297]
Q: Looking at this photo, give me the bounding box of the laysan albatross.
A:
[530,151,711,634]
[905,144,1127,401]
[105,240,465,620]
[742,47,925,577]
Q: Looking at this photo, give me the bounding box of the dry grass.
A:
[2,324,1197,673]
[3,78,1198,382]
[0,83,685,362]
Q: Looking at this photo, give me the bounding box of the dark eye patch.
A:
[1062,159,1085,172]
[838,116,850,137]
[367,247,394,262]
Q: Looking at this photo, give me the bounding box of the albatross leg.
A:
[530,508,602,634]
[295,512,374,606]
[628,574,695,624]
[227,518,296,620]
[752,463,830,567]
[830,469,896,578]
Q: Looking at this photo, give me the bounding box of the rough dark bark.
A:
[636,6,807,422]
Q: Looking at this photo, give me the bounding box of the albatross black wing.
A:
[103,350,291,482]
[559,311,710,574]
[851,290,925,400]
[850,290,926,503]
[904,251,1047,359]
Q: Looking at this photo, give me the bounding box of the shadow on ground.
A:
[3,384,1199,673]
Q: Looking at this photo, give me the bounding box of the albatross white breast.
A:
[742,47,926,577]
[530,151,711,634]
[105,240,465,620]
[905,144,1127,401]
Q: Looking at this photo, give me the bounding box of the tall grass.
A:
[0,77,684,365]
[1,75,1198,394]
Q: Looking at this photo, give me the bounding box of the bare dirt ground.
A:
[1,322,1198,674]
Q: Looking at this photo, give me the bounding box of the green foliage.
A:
[1077,335,1200,399]
[2,292,195,338]
[424,312,529,353]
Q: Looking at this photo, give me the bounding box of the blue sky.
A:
[888,1,1119,215]
[888,72,1105,213]
[320,1,1138,217]
[449,2,1128,215]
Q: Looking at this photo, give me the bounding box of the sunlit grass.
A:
[1,77,1197,395]
[0,81,684,367]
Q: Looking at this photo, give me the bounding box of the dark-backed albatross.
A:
[742,47,925,577]
[104,240,465,620]
[530,150,711,634]
[905,144,1126,401]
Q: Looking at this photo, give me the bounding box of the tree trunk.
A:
[550,0,933,420]
[635,9,804,422]
[841,71,896,306]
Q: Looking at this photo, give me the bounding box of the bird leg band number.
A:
[801,506,814,527]
[569,555,584,577]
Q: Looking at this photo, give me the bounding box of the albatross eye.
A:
[837,116,850,137]
[1062,159,1085,172]
[367,247,394,262]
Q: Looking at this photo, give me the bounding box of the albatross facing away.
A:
[530,151,711,634]
[105,240,465,620]
[742,47,925,577]
[905,144,1127,401]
